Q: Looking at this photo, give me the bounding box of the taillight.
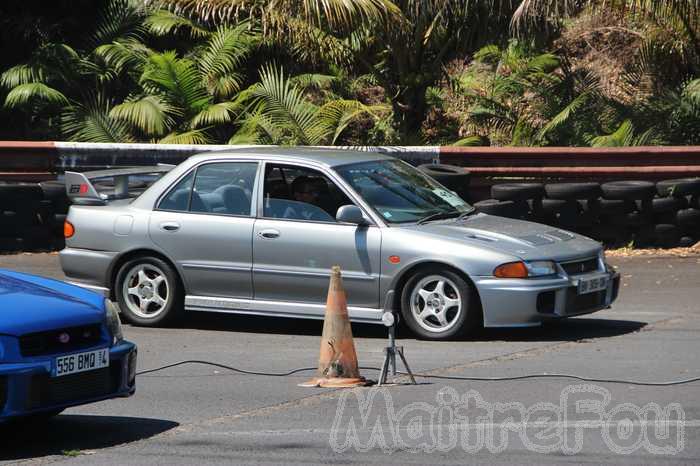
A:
[493,261,528,278]
[64,221,75,238]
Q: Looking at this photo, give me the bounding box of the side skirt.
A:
[184,295,384,325]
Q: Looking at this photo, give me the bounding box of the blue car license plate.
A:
[578,274,608,295]
[54,348,109,377]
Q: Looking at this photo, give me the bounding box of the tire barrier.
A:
[0,176,698,252]
[475,177,700,248]
[417,164,470,200]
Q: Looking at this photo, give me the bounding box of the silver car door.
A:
[252,162,381,312]
[149,161,259,298]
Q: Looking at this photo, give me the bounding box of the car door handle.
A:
[258,229,280,239]
[160,222,180,232]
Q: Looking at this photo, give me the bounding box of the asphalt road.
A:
[0,253,699,465]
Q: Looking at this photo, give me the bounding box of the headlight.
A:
[104,299,124,344]
[494,260,557,278]
[524,260,557,277]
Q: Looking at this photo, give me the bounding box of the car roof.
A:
[187,147,395,168]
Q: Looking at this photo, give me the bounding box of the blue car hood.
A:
[0,270,105,336]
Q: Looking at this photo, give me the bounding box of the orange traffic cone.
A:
[299,266,369,388]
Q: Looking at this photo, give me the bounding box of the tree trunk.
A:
[391,81,428,142]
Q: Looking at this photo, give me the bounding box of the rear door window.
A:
[158,171,195,211]
[190,162,258,216]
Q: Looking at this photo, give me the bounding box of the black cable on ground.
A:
[136,360,700,386]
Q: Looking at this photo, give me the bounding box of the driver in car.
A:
[286,176,332,220]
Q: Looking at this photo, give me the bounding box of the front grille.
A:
[0,376,7,412]
[19,324,103,357]
[26,365,121,410]
[560,258,599,276]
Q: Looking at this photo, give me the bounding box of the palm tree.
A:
[0,0,146,142]
[453,41,608,146]
[231,64,386,145]
[109,21,259,143]
[512,1,699,67]
[147,1,525,140]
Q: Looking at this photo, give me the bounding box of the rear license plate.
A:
[578,274,608,295]
[54,348,109,377]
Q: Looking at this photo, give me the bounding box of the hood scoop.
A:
[518,229,575,246]
[464,233,497,243]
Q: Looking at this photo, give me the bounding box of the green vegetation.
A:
[0,0,698,146]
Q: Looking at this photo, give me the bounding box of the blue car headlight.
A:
[104,299,124,344]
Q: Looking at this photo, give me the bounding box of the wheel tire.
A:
[601,181,656,200]
[656,178,700,198]
[676,208,700,227]
[597,199,636,216]
[680,236,696,247]
[401,267,480,340]
[473,199,518,217]
[417,164,470,198]
[590,225,631,245]
[0,182,43,206]
[639,196,687,214]
[115,256,184,326]
[654,224,681,248]
[545,182,602,200]
[491,183,545,201]
[607,210,652,227]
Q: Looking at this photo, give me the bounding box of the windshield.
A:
[335,159,472,224]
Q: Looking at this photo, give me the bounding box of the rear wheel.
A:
[401,268,480,340]
[115,256,183,326]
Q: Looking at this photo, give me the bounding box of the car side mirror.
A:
[336,205,370,226]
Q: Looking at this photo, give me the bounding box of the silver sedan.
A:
[60,148,620,340]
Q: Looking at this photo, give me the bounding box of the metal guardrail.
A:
[0,142,699,201]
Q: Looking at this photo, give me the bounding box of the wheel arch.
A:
[108,248,185,301]
[390,260,483,319]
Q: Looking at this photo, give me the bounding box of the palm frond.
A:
[251,64,322,145]
[0,64,45,89]
[317,99,378,144]
[88,0,144,51]
[110,94,177,135]
[159,128,211,144]
[95,40,152,75]
[144,9,211,38]
[61,94,135,143]
[289,73,338,90]
[590,120,635,147]
[198,23,258,96]
[4,83,69,108]
[451,135,488,146]
[191,101,239,127]
[141,52,211,113]
[145,0,400,31]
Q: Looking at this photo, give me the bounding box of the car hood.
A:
[406,213,602,261]
[0,270,105,336]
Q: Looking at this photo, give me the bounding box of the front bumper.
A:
[474,270,621,327]
[0,341,137,421]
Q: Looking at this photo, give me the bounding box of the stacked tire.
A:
[39,180,72,250]
[0,182,54,252]
[642,178,700,248]
[417,164,471,201]
[476,178,700,248]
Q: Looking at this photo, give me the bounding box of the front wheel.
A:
[401,268,480,340]
[115,256,183,326]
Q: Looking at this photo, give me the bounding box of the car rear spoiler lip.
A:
[65,165,174,202]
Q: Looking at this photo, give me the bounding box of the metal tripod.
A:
[377,311,416,385]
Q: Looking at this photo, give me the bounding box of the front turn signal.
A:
[64,220,75,238]
[493,261,528,278]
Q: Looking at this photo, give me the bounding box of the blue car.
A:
[0,269,136,421]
